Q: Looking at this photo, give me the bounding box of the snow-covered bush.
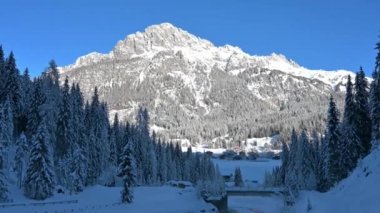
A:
[98,166,118,187]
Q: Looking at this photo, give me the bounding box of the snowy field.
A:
[1,158,283,213]
[229,196,283,213]
[1,185,216,213]
[213,159,281,183]
[292,147,380,213]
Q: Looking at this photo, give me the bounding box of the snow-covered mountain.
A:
[59,23,357,143]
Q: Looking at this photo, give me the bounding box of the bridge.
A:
[206,188,285,213]
[226,189,282,197]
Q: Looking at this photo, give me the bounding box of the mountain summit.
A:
[60,23,354,144]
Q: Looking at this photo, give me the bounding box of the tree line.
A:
[265,39,380,196]
[0,45,225,203]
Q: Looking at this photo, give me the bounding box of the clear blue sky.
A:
[1,0,379,76]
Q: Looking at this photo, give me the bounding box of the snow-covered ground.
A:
[1,158,282,213]
[213,159,281,184]
[1,185,216,213]
[292,147,380,213]
[229,196,283,213]
[182,135,282,156]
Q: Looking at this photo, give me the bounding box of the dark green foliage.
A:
[234,167,244,187]
[118,141,136,203]
[23,123,55,200]
[55,77,72,158]
[26,81,46,139]
[354,68,371,155]
[370,40,380,145]
[280,140,289,184]
[325,96,341,188]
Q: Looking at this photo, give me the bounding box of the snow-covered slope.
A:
[59,23,359,143]
[293,147,380,212]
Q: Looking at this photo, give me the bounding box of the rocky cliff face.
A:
[60,23,353,144]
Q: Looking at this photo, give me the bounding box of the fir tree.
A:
[118,141,136,203]
[0,97,14,149]
[340,75,361,178]
[156,140,168,183]
[23,122,55,200]
[0,170,10,203]
[299,129,316,190]
[325,95,341,188]
[56,77,72,159]
[110,113,120,166]
[0,45,4,76]
[370,40,380,148]
[26,81,46,139]
[354,68,371,156]
[0,128,10,203]
[285,129,299,193]
[68,143,87,193]
[4,52,22,117]
[0,46,5,102]
[234,167,244,187]
[18,68,32,133]
[47,60,60,86]
[279,140,289,184]
[14,132,28,188]
[135,107,157,185]
[317,137,329,192]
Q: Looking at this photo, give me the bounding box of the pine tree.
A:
[0,97,14,149]
[354,68,371,156]
[110,113,120,166]
[325,95,341,188]
[14,132,29,188]
[340,75,361,178]
[69,83,88,186]
[285,129,299,193]
[234,167,244,187]
[3,52,22,118]
[18,68,32,133]
[47,60,60,86]
[174,143,184,180]
[24,122,55,200]
[156,140,168,183]
[317,137,329,192]
[26,81,46,139]
[56,77,72,159]
[40,61,61,162]
[0,170,10,203]
[299,129,316,190]
[370,40,380,148]
[99,103,111,169]
[68,143,86,193]
[118,141,136,203]
[0,46,6,104]
[343,75,356,125]
[279,140,289,184]
[0,128,10,203]
[85,87,110,183]
[135,107,157,185]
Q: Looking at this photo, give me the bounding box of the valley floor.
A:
[1,185,216,213]
[1,159,282,213]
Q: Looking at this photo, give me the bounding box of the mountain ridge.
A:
[60,23,355,88]
[59,23,358,144]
